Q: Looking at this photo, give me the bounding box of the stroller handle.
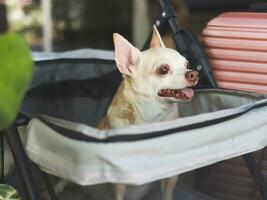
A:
[143,0,217,88]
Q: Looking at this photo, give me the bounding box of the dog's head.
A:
[113,25,198,102]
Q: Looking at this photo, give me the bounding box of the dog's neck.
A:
[106,78,177,128]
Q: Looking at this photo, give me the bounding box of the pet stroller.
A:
[3,0,267,200]
[6,49,267,200]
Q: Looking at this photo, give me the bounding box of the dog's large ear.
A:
[113,33,141,76]
[150,25,166,48]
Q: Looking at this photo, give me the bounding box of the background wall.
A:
[7,0,262,51]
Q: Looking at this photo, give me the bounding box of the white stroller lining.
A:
[24,97,267,186]
[15,49,267,189]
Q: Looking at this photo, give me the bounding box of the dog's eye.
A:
[186,62,190,69]
[157,64,170,75]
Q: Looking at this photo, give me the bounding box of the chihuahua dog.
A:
[98,25,198,200]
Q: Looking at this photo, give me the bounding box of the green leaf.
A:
[0,184,22,200]
[0,33,33,131]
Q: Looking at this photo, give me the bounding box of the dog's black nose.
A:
[185,70,198,82]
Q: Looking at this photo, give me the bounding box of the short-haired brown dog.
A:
[99,25,198,200]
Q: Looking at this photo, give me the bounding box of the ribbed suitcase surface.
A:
[196,12,267,200]
[202,12,267,94]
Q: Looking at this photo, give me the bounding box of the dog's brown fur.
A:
[99,80,135,129]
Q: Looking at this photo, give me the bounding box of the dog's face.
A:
[113,26,198,102]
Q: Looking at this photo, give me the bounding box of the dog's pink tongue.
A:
[182,88,194,99]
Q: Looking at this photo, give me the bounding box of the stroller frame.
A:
[3,0,267,199]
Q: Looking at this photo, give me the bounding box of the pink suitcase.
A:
[202,12,267,94]
[196,12,267,200]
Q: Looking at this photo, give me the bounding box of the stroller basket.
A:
[19,49,267,187]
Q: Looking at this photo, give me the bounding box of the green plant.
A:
[0,184,22,200]
[0,32,33,130]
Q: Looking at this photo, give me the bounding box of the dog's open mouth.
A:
[158,88,194,101]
